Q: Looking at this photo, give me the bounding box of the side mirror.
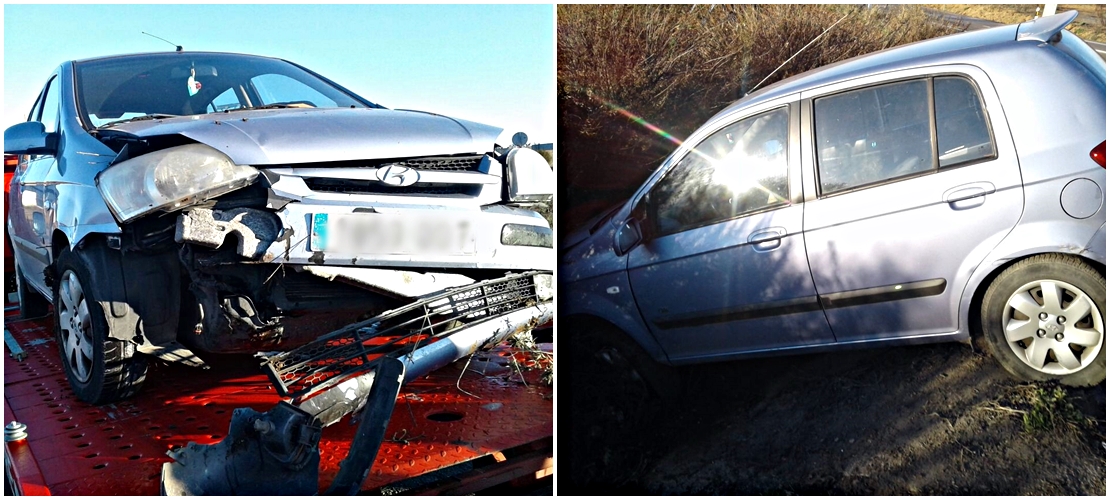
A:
[5,122,55,156]
[614,219,642,256]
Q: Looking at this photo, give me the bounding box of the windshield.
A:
[74,52,376,128]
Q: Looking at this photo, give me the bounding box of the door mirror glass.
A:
[615,219,643,255]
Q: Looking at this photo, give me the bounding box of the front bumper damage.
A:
[176,203,554,271]
[160,271,553,495]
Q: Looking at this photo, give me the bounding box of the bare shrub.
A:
[558,5,964,231]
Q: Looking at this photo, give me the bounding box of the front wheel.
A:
[54,248,148,404]
[981,254,1105,387]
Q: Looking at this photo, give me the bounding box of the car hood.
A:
[101,107,503,166]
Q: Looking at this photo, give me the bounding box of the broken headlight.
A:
[97,143,259,223]
[505,147,554,203]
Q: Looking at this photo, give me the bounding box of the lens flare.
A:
[600,99,685,148]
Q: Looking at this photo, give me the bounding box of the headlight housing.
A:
[96,143,259,223]
[505,147,554,202]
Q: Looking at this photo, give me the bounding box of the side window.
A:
[651,107,790,236]
[935,77,994,167]
[814,75,997,195]
[250,74,336,108]
[39,75,61,134]
[207,87,244,113]
[815,79,932,194]
[27,84,46,123]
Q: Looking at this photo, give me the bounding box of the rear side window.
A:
[651,107,789,236]
[935,77,994,167]
[814,76,995,195]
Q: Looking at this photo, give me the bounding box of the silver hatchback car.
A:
[561,11,1106,389]
[6,51,554,404]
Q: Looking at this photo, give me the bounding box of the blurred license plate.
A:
[310,213,476,255]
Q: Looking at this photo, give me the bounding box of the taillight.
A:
[1092,141,1106,168]
[3,154,16,172]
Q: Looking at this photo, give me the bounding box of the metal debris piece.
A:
[4,330,26,362]
[160,403,320,495]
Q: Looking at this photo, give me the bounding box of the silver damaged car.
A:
[561,11,1106,391]
[6,51,554,404]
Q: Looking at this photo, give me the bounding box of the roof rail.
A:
[1016,10,1078,42]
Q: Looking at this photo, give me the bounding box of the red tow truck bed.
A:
[4,308,552,495]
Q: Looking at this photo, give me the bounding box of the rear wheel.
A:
[54,249,148,404]
[15,263,49,319]
[981,254,1105,387]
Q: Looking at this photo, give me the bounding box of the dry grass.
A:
[558,5,964,231]
[926,4,1106,42]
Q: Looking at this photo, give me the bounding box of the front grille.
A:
[262,272,548,400]
[303,179,481,196]
[396,155,486,172]
[291,154,487,173]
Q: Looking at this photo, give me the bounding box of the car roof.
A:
[72,51,282,65]
[710,11,1079,121]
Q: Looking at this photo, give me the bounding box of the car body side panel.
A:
[947,39,1107,338]
[38,61,122,259]
[978,42,1105,186]
[629,204,835,361]
[559,221,671,364]
[626,99,835,361]
[801,64,1024,342]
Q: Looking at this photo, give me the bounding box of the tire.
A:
[53,248,148,404]
[981,254,1105,387]
[15,263,50,319]
[568,321,681,486]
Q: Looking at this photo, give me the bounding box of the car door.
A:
[801,67,1023,342]
[9,74,60,296]
[625,101,836,363]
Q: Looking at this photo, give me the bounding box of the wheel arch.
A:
[53,236,181,346]
[966,250,1106,341]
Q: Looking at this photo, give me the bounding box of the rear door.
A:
[801,66,1022,342]
[626,99,836,363]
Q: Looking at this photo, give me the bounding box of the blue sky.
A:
[3,4,555,143]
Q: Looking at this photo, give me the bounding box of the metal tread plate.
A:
[3,310,552,495]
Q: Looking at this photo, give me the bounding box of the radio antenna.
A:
[746,9,851,96]
[142,31,183,52]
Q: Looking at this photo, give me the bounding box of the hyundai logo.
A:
[375,164,419,187]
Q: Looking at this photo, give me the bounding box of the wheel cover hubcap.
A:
[1002,279,1104,376]
[59,270,94,383]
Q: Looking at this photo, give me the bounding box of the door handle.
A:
[943,182,996,204]
[748,227,786,251]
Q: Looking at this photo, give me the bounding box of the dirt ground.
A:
[566,339,1106,495]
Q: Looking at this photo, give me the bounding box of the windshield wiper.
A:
[97,114,179,129]
[222,103,312,113]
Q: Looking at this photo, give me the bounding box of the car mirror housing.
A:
[4,122,55,156]
[615,218,643,256]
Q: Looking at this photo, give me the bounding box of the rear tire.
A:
[15,263,50,319]
[981,254,1105,387]
[54,248,148,404]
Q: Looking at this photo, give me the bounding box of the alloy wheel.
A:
[58,269,94,383]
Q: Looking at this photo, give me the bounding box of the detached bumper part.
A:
[160,272,552,495]
[175,207,282,260]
